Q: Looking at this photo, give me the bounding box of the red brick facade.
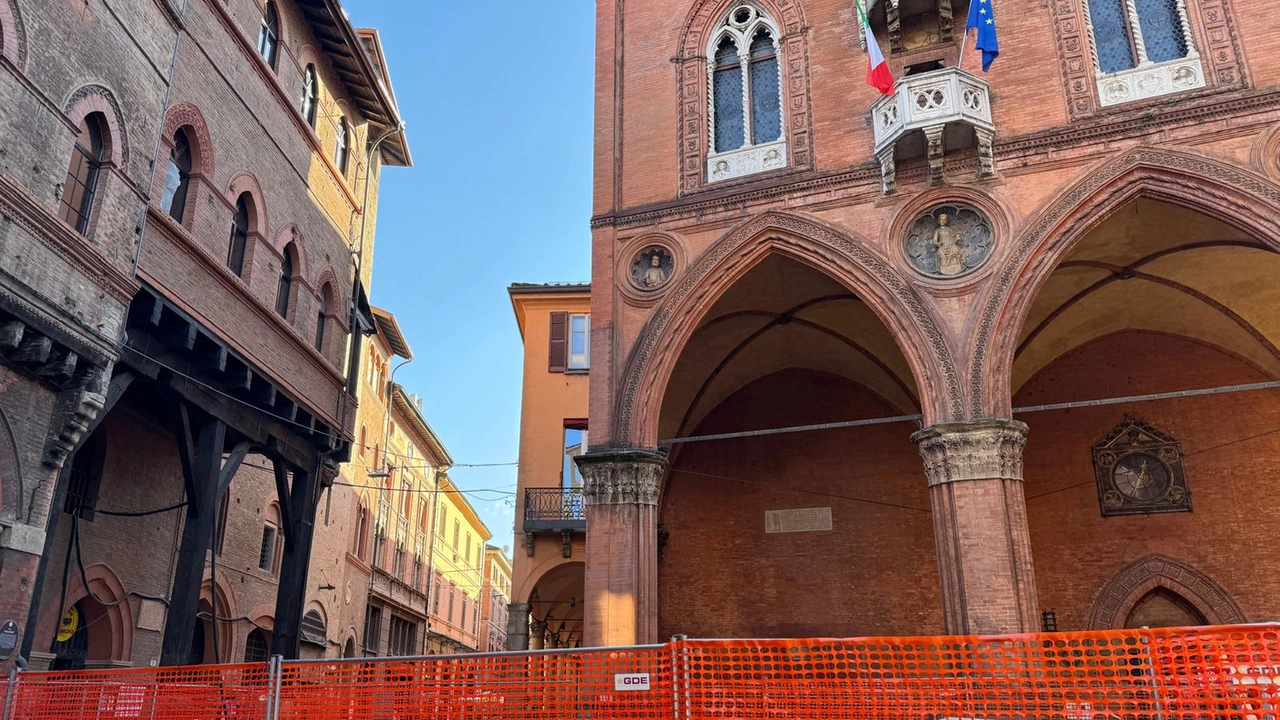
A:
[582,0,1280,646]
[0,0,408,669]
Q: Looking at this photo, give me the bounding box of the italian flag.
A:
[858,3,894,95]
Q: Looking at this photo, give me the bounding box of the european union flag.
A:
[966,0,1000,72]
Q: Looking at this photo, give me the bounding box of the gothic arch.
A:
[161,102,216,177]
[272,224,310,284]
[314,266,343,313]
[0,400,21,522]
[0,0,28,70]
[676,0,813,193]
[971,147,1280,418]
[1088,554,1245,629]
[63,84,129,167]
[617,210,960,448]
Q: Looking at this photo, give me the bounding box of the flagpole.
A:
[957,24,969,70]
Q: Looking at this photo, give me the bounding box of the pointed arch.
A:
[272,224,310,281]
[971,147,1280,418]
[0,400,22,521]
[0,0,28,70]
[617,211,960,448]
[1088,553,1245,629]
[226,173,268,236]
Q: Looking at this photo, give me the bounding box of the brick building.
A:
[0,0,411,670]
[577,0,1280,647]
[507,283,590,649]
[479,545,512,652]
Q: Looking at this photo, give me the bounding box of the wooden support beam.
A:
[38,349,78,384]
[219,441,250,496]
[0,320,24,351]
[272,459,295,545]
[195,344,227,373]
[251,380,277,409]
[271,457,322,660]
[12,335,51,365]
[159,406,226,666]
[167,322,197,352]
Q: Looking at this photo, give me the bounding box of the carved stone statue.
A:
[905,204,994,278]
[631,246,674,291]
[643,254,668,288]
[932,214,965,276]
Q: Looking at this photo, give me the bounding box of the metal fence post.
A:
[2,668,16,720]
[264,655,282,720]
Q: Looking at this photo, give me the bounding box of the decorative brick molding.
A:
[0,0,27,70]
[161,102,216,177]
[912,419,1028,486]
[970,147,1280,418]
[676,0,813,195]
[616,210,960,447]
[575,449,665,506]
[1048,0,1246,120]
[1087,553,1245,629]
[63,84,129,168]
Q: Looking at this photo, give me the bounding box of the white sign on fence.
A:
[614,673,651,691]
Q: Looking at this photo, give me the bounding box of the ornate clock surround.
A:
[1093,416,1191,517]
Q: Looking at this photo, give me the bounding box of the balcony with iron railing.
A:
[523,487,586,533]
[871,66,995,193]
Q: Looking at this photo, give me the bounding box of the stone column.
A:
[913,420,1039,634]
[505,602,529,651]
[528,618,546,650]
[575,449,665,647]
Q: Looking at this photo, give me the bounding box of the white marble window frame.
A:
[1080,0,1205,107]
[705,3,788,183]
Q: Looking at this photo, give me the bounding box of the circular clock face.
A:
[1112,452,1171,501]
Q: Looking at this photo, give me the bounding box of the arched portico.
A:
[972,148,1280,418]
[583,211,1038,645]
[996,150,1280,632]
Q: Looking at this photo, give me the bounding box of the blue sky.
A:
[345,1,597,552]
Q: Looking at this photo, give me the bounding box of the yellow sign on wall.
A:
[56,605,79,643]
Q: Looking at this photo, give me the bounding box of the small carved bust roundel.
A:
[905,204,994,278]
[631,246,674,291]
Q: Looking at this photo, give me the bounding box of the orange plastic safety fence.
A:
[675,625,1280,719]
[275,645,671,720]
[4,663,269,720]
[4,626,1277,720]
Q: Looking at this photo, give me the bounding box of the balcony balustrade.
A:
[871,67,995,193]
[523,487,586,532]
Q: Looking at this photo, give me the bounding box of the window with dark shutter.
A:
[548,312,568,373]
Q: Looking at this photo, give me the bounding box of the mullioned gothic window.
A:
[706,4,785,183]
[1083,0,1203,106]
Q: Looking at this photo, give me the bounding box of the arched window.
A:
[228,194,250,276]
[59,113,106,235]
[315,285,330,353]
[162,129,192,223]
[334,117,349,175]
[244,629,269,663]
[706,6,785,182]
[300,65,318,128]
[275,244,295,318]
[1124,588,1207,629]
[257,2,280,70]
[1085,0,1199,104]
[712,37,743,153]
[359,424,368,458]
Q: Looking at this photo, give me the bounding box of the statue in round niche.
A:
[631,246,674,291]
[905,204,994,278]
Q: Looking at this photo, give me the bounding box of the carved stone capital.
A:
[575,449,665,506]
[912,419,1028,486]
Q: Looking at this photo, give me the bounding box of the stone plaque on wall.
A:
[137,599,166,632]
[765,507,833,534]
